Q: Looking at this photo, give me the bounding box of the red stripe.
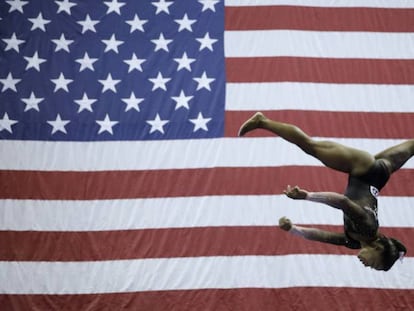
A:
[2,287,414,311]
[1,167,413,200]
[1,226,411,261]
[226,57,414,84]
[225,6,414,31]
[225,110,414,138]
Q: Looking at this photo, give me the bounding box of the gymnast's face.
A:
[357,246,385,270]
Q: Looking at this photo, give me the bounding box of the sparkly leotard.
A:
[343,159,391,249]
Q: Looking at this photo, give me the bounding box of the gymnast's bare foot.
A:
[238,112,266,136]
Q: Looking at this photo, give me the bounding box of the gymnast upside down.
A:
[239,112,413,271]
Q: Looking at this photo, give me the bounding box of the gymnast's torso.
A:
[342,159,390,248]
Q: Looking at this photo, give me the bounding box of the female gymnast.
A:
[238,112,412,271]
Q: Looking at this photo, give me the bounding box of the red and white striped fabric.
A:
[1,1,414,310]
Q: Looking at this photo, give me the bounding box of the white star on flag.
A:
[77,14,99,33]
[96,114,119,134]
[102,34,124,53]
[198,0,220,12]
[151,33,173,52]
[55,0,77,14]
[126,14,147,33]
[3,32,25,52]
[0,73,21,92]
[47,114,70,134]
[76,52,98,72]
[172,90,193,110]
[24,52,46,71]
[6,0,28,13]
[0,112,18,133]
[193,71,215,91]
[146,113,169,134]
[74,93,97,113]
[28,13,51,31]
[52,33,74,52]
[124,53,146,72]
[149,72,171,91]
[189,112,211,132]
[174,52,196,72]
[152,0,173,15]
[122,92,144,112]
[175,14,196,32]
[196,32,218,51]
[21,92,44,112]
[104,0,126,15]
[51,73,73,92]
[98,73,121,93]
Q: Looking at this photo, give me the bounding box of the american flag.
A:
[1,0,414,310]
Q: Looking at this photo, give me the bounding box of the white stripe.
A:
[226,82,414,112]
[225,0,414,8]
[1,255,413,294]
[2,196,413,231]
[1,138,413,171]
[225,30,414,59]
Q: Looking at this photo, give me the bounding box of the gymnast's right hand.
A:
[279,217,293,231]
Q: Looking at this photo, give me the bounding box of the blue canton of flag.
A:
[0,0,225,141]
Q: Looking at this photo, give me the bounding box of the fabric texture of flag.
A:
[1,0,414,310]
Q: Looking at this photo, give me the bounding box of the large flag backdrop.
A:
[1,0,414,309]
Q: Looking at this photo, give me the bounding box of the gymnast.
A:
[238,112,412,271]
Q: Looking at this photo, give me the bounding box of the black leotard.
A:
[343,159,391,249]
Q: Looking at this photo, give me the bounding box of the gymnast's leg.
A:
[375,140,414,174]
[238,112,375,176]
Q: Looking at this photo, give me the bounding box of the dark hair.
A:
[378,236,407,271]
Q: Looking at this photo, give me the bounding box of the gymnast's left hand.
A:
[283,185,308,200]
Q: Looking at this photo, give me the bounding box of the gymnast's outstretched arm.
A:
[284,185,366,219]
[279,217,348,246]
